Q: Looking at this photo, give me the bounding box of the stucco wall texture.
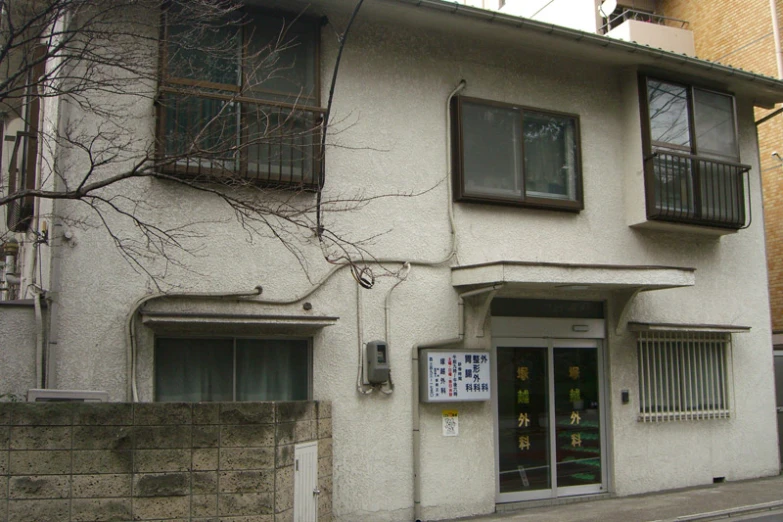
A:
[11,2,780,521]
[660,0,783,334]
[0,304,36,399]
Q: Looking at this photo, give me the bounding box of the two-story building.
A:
[2,0,783,520]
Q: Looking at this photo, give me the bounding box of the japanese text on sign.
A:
[420,350,491,402]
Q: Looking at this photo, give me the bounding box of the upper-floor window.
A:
[451,96,583,211]
[157,7,323,187]
[640,76,749,229]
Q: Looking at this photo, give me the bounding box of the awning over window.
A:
[628,322,750,333]
[141,311,338,336]
[452,261,695,292]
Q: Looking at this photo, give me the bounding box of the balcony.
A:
[644,150,750,230]
[603,9,695,56]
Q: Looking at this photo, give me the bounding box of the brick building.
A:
[660,0,783,336]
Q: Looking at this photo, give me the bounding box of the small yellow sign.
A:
[442,410,459,437]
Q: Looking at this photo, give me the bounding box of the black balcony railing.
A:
[645,150,750,229]
[157,88,324,188]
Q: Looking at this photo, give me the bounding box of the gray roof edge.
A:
[387,0,783,95]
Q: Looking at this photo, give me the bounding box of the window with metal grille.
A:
[637,331,730,422]
[157,6,323,187]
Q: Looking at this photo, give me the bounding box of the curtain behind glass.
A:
[523,112,577,201]
[236,339,309,401]
[155,338,234,402]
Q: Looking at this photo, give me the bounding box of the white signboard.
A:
[420,350,491,403]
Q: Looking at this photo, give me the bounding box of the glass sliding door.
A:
[495,338,605,502]
[496,345,550,494]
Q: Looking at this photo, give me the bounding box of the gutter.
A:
[411,283,502,522]
[385,0,783,95]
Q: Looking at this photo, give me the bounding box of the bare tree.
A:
[0,0,399,292]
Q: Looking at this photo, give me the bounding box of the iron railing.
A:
[645,150,750,229]
[157,88,324,188]
[601,8,689,34]
[637,331,730,423]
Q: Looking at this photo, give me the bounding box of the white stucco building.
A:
[2,0,783,520]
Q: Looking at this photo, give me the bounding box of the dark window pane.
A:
[155,338,233,402]
[166,9,240,86]
[244,104,319,184]
[647,80,691,149]
[461,101,523,198]
[245,13,318,104]
[523,111,578,201]
[652,153,694,217]
[693,89,738,161]
[236,339,309,401]
[162,94,239,175]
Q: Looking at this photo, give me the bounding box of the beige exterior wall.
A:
[660,0,783,333]
[1,1,781,520]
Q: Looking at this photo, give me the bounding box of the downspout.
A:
[771,0,783,79]
[33,288,44,388]
[411,283,502,522]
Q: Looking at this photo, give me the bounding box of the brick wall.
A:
[659,0,783,332]
[0,401,332,522]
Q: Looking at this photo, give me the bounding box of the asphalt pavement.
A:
[459,474,783,522]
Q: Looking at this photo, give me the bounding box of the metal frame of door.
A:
[773,350,783,464]
[492,318,608,503]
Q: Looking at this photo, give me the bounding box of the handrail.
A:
[648,149,751,172]
[158,84,326,115]
[646,149,749,229]
[602,8,690,33]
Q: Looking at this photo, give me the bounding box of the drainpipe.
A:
[411,284,502,522]
[772,0,783,79]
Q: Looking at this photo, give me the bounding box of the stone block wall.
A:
[0,401,332,522]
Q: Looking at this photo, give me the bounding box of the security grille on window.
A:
[640,76,749,229]
[637,331,730,422]
[451,96,583,211]
[155,337,311,402]
[157,6,323,187]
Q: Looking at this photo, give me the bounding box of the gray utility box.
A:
[420,349,492,403]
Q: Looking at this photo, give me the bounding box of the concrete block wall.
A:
[0,401,332,522]
[659,0,783,333]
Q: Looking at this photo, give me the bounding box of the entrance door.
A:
[494,338,606,502]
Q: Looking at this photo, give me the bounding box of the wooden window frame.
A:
[155,6,324,188]
[451,95,584,212]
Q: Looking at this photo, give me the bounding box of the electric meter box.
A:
[420,349,491,403]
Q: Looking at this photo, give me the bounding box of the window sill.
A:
[156,165,319,191]
[630,219,739,237]
[455,194,583,212]
[638,411,730,422]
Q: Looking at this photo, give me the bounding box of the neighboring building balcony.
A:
[645,150,750,230]
[603,8,695,56]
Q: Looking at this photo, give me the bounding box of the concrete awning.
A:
[141,311,338,336]
[451,261,695,292]
[452,261,696,335]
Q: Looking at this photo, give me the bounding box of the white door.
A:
[294,441,319,522]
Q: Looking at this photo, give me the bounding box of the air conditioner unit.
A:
[26,389,109,402]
